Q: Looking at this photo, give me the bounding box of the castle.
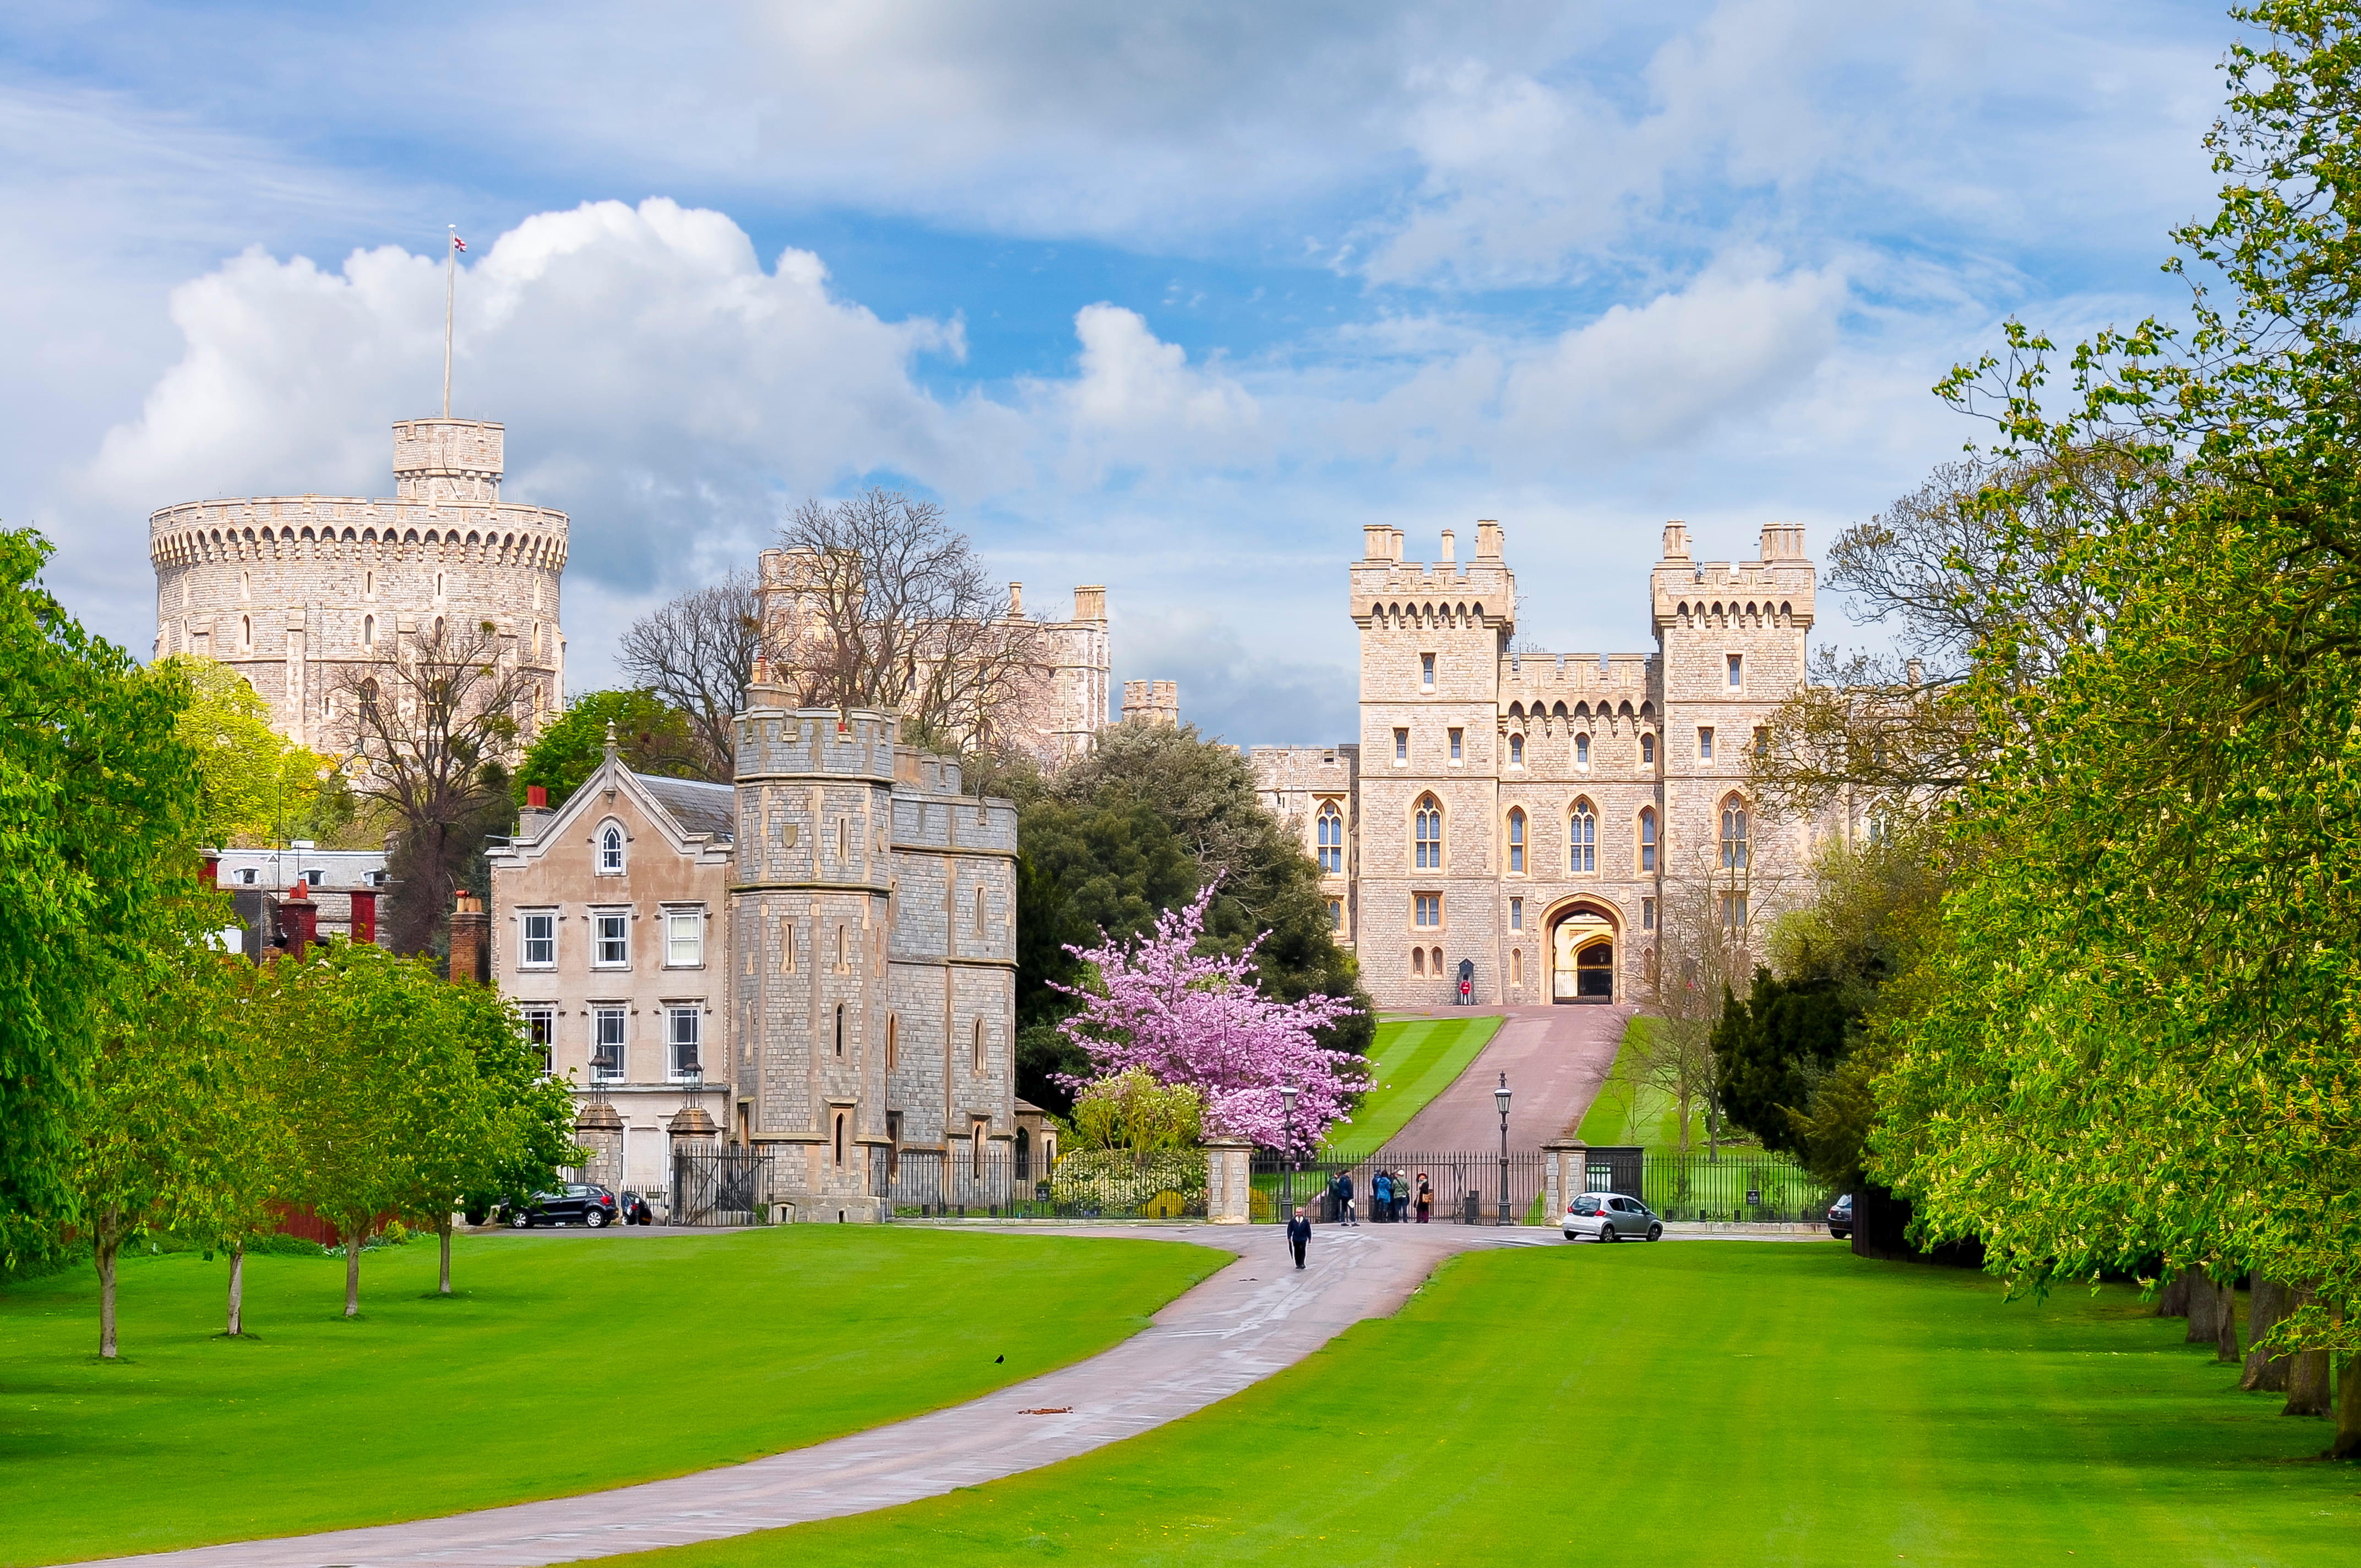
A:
[148,418,568,754]
[1253,520,1821,1013]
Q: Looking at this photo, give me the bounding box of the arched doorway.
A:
[1548,902,1620,1005]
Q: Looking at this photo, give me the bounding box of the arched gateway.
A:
[1548,901,1619,1004]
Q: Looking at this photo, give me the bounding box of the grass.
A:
[606,1243,2357,1567]
[1330,1015,1502,1151]
[0,1226,1221,1566]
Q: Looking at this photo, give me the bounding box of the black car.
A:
[508,1184,619,1228]
[1826,1193,1854,1241]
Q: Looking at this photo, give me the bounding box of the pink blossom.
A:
[1056,885,1367,1149]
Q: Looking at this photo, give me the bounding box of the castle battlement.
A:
[1350,521,1516,629]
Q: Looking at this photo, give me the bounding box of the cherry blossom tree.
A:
[1057,885,1366,1150]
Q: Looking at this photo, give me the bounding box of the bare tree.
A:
[617,567,761,780]
[334,618,533,954]
[763,489,1052,762]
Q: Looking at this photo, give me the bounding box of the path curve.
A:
[79,1225,1543,1568]
[1392,1002,1630,1150]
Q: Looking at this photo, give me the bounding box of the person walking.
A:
[1415,1173,1433,1223]
[1335,1168,1357,1226]
[1287,1206,1312,1269]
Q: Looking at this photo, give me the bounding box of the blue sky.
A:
[1,1,2239,744]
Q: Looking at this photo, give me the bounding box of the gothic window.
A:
[1449,727,1464,764]
[1721,891,1749,932]
[1327,897,1343,931]
[1699,726,1716,762]
[1412,946,1426,976]
[1431,945,1444,975]
[835,1001,846,1056]
[362,614,374,648]
[1569,801,1596,873]
[834,1112,846,1167]
[1728,653,1744,687]
[1420,651,1436,690]
[1639,807,1658,873]
[1506,807,1526,874]
[1721,798,1749,870]
[1575,732,1591,767]
[1642,897,1657,931]
[1641,732,1656,766]
[599,824,625,873]
[973,884,987,934]
[972,1017,986,1071]
[1511,948,1523,985]
[1509,896,1523,930]
[886,1013,899,1071]
[1316,803,1344,872]
[240,614,252,651]
[1509,732,1525,767]
[1394,727,1408,764]
[359,678,380,725]
[1413,794,1444,870]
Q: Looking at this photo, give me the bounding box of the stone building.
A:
[487,706,1039,1219]
[1253,520,1820,1012]
[1121,679,1179,726]
[149,416,567,754]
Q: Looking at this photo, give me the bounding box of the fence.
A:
[671,1147,777,1227]
[1250,1150,1551,1225]
[1619,1150,1835,1223]
[888,1146,1208,1221]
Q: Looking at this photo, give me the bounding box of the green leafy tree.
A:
[165,655,349,847]
[515,688,709,810]
[0,528,205,1272]
[176,972,294,1338]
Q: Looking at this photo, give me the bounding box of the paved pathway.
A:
[82,1224,1549,1568]
[1391,1002,1630,1150]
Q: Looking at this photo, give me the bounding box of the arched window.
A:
[972,1017,986,1071]
[1316,803,1344,873]
[886,1012,899,1071]
[1506,807,1526,874]
[1510,948,1524,984]
[1639,807,1658,872]
[599,824,624,873]
[1569,801,1596,873]
[835,925,846,968]
[1430,945,1444,975]
[361,613,374,648]
[1412,947,1426,976]
[435,571,447,598]
[834,1001,845,1057]
[359,678,380,725]
[240,614,252,650]
[1413,794,1443,870]
[1508,733,1525,766]
[1721,798,1749,870]
[1575,733,1591,767]
[833,1112,845,1166]
[973,884,987,934]
[1641,732,1656,766]
[838,816,850,862]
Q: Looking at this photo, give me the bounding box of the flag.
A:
[451,233,466,252]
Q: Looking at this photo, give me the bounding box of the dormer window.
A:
[598,823,625,874]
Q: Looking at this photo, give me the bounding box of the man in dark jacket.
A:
[1287,1206,1312,1269]
[1334,1169,1357,1226]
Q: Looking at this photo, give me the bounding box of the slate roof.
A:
[633,772,736,843]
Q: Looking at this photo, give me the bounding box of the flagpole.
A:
[442,226,456,418]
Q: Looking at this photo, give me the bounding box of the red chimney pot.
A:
[527,785,548,809]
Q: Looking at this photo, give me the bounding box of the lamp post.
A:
[1280,1083,1299,1215]
[1495,1072,1513,1226]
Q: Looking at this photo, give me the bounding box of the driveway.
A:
[1390,1002,1631,1151]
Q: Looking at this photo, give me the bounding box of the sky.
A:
[1,1,2241,747]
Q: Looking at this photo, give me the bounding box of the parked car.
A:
[1826,1193,1854,1241]
[1563,1191,1663,1243]
[507,1184,619,1229]
[619,1191,655,1226]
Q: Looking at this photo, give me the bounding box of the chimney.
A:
[280,877,319,961]
[1906,658,1925,689]
[1439,529,1456,563]
[350,888,378,945]
[1008,581,1024,616]
[449,889,491,986]
[200,850,220,887]
[527,784,548,809]
[1759,522,1806,562]
[519,783,554,843]
[1363,524,1393,562]
[1071,585,1106,622]
[1475,520,1504,559]
[1662,521,1691,560]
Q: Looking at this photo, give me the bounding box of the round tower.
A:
[148,417,567,753]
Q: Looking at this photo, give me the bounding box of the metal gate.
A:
[1249,1149,1550,1225]
[671,1147,775,1227]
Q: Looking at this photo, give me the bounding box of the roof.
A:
[633,772,735,842]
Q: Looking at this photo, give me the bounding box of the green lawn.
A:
[611,1244,2356,1567]
[1330,1015,1502,1151]
[0,1227,1221,1566]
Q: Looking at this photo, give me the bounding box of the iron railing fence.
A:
[1635,1151,1836,1223]
[888,1146,1207,1221]
[1250,1150,1551,1225]
[670,1146,777,1227]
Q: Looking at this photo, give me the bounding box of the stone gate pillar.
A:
[1204,1137,1254,1224]
[575,1099,623,1190]
[1542,1138,1588,1225]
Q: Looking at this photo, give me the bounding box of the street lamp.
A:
[1280,1083,1299,1214]
[1495,1072,1513,1226]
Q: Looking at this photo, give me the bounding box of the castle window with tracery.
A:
[1721,798,1749,870]
[1639,807,1657,873]
[1569,801,1596,873]
[1413,794,1443,870]
[1506,807,1526,874]
[1316,802,1344,872]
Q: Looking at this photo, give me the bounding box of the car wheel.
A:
[509,1210,531,1229]
[1599,1223,1618,1243]
[1646,1223,1663,1242]
[585,1209,607,1229]
[1563,1229,1578,1241]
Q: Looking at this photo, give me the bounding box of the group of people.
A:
[1286,1167,1439,1269]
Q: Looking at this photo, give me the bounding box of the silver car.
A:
[1563,1191,1663,1243]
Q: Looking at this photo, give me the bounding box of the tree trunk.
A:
[2241,1277,2292,1392]
[2215,1277,2242,1364]
[2334,1353,2361,1461]
[96,1231,121,1360]
[225,1246,245,1337]
[438,1216,453,1295]
[2185,1267,2223,1346]
[2284,1287,2332,1416]
[343,1229,362,1318]
[2158,1269,2193,1317]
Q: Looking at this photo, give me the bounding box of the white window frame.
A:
[519,909,557,970]
[596,821,627,875]
[592,907,631,969]
[666,1005,703,1079]
[663,907,704,968]
[520,1005,556,1075]
[592,1005,627,1081]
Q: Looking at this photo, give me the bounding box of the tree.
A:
[165,655,350,847]
[337,618,534,955]
[0,528,205,1273]
[764,489,1051,756]
[618,569,761,780]
[516,689,705,810]
[1059,885,1366,1151]
[176,977,292,1338]
[1065,1068,1205,1156]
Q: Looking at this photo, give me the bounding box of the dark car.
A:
[619,1191,655,1226]
[1826,1193,1854,1241]
[508,1183,619,1229]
